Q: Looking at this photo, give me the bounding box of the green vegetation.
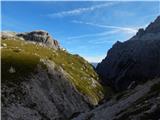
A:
[1,38,105,105]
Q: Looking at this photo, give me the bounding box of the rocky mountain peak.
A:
[145,15,160,33]
[96,16,160,91]
[130,16,160,41]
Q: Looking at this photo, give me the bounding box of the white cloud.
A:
[72,20,138,34]
[48,2,116,18]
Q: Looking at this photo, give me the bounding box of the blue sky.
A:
[1,1,160,62]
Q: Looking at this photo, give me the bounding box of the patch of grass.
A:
[2,39,106,105]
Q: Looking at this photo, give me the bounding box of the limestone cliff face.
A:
[96,16,160,91]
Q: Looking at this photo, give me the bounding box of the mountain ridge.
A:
[73,15,160,120]
[1,16,160,120]
[96,16,160,91]
[1,32,106,119]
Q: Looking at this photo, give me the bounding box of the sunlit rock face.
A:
[17,30,60,49]
[1,30,60,50]
[96,16,160,91]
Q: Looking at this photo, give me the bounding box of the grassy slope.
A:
[1,38,105,105]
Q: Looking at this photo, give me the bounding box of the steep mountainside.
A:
[96,16,160,91]
[1,31,105,120]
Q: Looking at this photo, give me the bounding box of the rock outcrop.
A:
[1,30,60,50]
[96,16,160,91]
[17,30,60,49]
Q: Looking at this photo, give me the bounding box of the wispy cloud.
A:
[72,20,138,34]
[67,20,138,41]
[88,38,115,44]
[48,2,116,18]
[67,30,119,40]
